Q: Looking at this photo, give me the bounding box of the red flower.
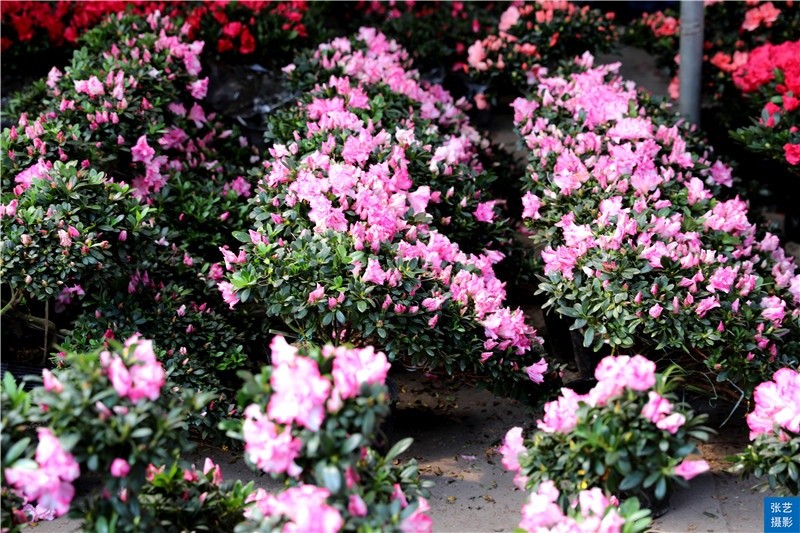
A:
[222,21,243,38]
[785,143,800,165]
[239,27,256,55]
[784,94,800,112]
[218,38,234,53]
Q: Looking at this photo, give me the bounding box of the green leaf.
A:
[356,300,368,313]
[4,437,31,463]
[386,437,414,461]
[131,427,153,439]
[583,327,594,348]
[619,470,645,491]
[320,465,341,493]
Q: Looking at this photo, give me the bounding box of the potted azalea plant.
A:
[500,355,713,517]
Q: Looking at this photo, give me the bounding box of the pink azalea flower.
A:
[242,404,303,476]
[308,283,325,304]
[110,458,130,478]
[656,412,687,434]
[525,358,548,383]
[674,459,710,480]
[131,135,155,164]
[760,295,786,326]
[474,200,498,223]
[521,192,543,220]
[42,369,64,393]
[649,303,663,318]
[400,497,432,533]
[218,281,239,309]
[348,494,368,517]
[268,349,331,431]
[330,344,390,400]
[499,427,526,472]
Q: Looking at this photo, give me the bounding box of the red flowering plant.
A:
[465,1,618,108]
[0,1,179,87]
[182,0,331,67]
[514,53,800,398]
[729,40,800,174]
[501,355,712,520]
[624,1,800,127]
[731,367,800,496]
[226,336,433,532]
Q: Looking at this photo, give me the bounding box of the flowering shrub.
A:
[347,1,508,76]
[515,53,800,395]
[501,355,712,514]
[624,2,800,117]
[279,28,513,255]
[729,40,800,173]
[465,1,617,105]
[0,336,219,530]
[283,26,541,290]
[183,0,329,66]
[0,161,151,314]
[1,372,80,531]
[731,367,800,495]
[221,29,546,398]
[227,336,432,531]
[2,11,261,441]
[59,274,252,443]
[92,458,256,532]
[515,481,652,533]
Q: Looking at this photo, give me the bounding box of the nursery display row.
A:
[1,1,799,532]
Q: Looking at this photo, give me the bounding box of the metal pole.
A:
[679,1,704,125]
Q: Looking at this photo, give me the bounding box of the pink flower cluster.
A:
[517,481,625,533]
[4,428,80,520]
[514,52,800,388]
[99,334,166,403]
[4,11,239,203]
[533,355,671,434]
[245,485,344,533]
[242,336,390,476]
[747,367,800,441]
[225,29,545,380]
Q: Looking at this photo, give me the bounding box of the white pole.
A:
[679,1,704,125]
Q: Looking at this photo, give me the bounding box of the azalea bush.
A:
[0,161,152,315]
[515,481,652,533]
[1,373,80,531]
[729,40,800,174]
[279,28,514,255]
[515,53,800,396]
[1,11,261,440]
[226,336,433,532]
[466,1,618,107]
[731,367,800,495]
[221,28,547,399]
[183,0,330,67]
[346,1,507,77]
[95,458,256,533]
[500,355,712,515]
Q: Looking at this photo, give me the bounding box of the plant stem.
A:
[0,288,23,315]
